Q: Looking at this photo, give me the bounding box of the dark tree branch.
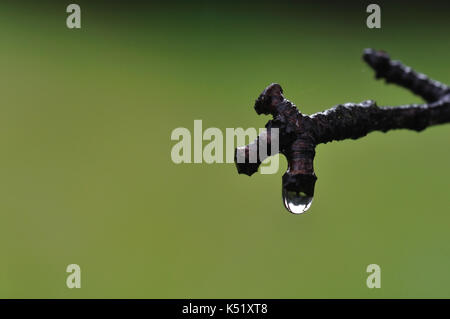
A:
[235,49,450,213]
[235,127,279,176]
[362,48,449,103]
[312,49,450,144]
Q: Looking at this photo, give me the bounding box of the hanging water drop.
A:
[282,187,313,214]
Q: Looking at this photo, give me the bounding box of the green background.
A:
[1,0,449,298]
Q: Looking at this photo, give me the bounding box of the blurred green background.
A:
[0,0,449,298]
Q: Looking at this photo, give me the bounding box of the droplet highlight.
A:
[282,187,313,214]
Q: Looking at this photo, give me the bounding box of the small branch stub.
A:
[235,49,450,214]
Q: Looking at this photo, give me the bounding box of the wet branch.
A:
[235,49,450,213]
[312,49,450,144]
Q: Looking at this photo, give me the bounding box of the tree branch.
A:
[234,49,450,213]
[362,48,449,103]
[312,49,450,144]
[235,126,279,176]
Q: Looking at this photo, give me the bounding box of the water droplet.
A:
[282,187,313,214]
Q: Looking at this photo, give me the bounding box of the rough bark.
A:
[235,49,450,197]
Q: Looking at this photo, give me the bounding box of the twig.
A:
[235,49,450,213]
